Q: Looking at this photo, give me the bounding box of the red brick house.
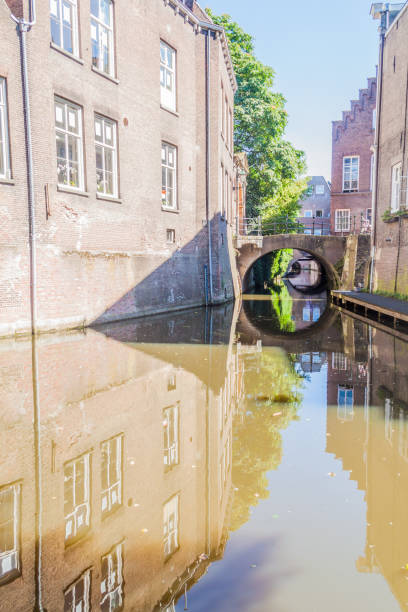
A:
[331,78,377,235]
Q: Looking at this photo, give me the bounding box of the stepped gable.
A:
[332,77,377,142]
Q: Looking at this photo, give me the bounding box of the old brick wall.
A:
[0,0,238,337]
[331,78,376,234]
[373,6,408,295]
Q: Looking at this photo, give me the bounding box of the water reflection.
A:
[1,302,408,610]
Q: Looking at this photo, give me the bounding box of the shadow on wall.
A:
[91,213,236,326]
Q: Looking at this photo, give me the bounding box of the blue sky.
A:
[205,0,380,180]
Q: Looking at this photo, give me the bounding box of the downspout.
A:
[9,3,43,611]
[10,1,37,334]
[205,29,214,304]
[370,20,386,292]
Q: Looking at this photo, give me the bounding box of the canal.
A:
[0,288,407,611]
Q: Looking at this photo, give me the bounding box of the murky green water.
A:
[1,293,407,611]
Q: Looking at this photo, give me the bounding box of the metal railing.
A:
[236,214,372,237]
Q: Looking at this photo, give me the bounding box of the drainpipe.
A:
[10,1,37,333]
[205,29,214,305]
[370,25,386,292]
[9,3,43,611]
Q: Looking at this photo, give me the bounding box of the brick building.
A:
[371,3,408,294]
[297,176,331,235]
[0,0,240,338]
[331,78,376,235]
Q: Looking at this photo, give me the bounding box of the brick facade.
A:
[0,0,239,337]
[331,78,376,236]
[371,3,408,294]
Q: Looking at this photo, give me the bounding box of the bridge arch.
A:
[236,234,347,293]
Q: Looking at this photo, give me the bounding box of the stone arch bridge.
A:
[235,233,371,292]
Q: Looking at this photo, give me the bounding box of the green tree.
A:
[206,9,308,219]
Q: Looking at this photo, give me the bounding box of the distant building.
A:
[331,78,376,235]
[297,176,331,235]
[371,3,408,295]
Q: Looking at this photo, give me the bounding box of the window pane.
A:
[90,0,99,17]
[95,145,103,170]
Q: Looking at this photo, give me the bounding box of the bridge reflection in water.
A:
[0,301,408,611]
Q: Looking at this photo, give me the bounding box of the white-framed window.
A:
[161,142,177,209]
[372,108,376,130]
[220,81,225,138]
[160,41,176,112]
[91,0,115,77]
[101,543,123,611]
[50,0,79,56]
[332,352,348,370]
[366,208,372,223]
[370,153,375,191]
[304,210,312,218]
[166,229,175,244]
[101,435,122,516]
[95,115,118,197]
[343,156,359,192]
[64,453,91,544]
[163,405,179,471]
[55,97,84,190]
[229,108,233,151]
[335,209,350,232]
[315,185,325,195]
[64,569,91,612]
[0,483,21,582]
[0,78,11,180]
[337,386,354,421]
[391,162,402,212]
[163,494,179,559]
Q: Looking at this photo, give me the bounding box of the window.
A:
[101,543,123,611]
[220,82,225,137]
[335,209,350,232]
[160,41,176,111]
[391,162,402,212]
[304,210,312,218]
[0,78,11,180]
[229,108,233,151]
[220,163,225,215]
[315,209,323,217]
[64,569,91,612]
[366,208,372,223]
[315,185,325,195]
[91,0,115,76]
[95,115,118,197]
[166,229,175,244]
[332,352,348,370]
[163,494,179,559]
[101,436,122,516]
[0,483,21,583]
[370,153,375,190]
[337,386,354,421]
[372,109,376,130]
[161,143,177,209]
[50,0,79,56]
[64,453,91,544]
[55,97,84,190]
[343,156,359,192]
[163,405,179,471]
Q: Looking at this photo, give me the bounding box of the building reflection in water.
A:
[0,301,302,611]
[2,300,408,610]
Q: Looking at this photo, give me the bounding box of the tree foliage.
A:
[206,9,308,218]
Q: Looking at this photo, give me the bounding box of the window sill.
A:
[96,193,122,203]
[162,206,179,214]
[160,105,179,117]
[50,42,84,65]
[57,185,89,197]
[91,65,119,84]
[0,177,15,185]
